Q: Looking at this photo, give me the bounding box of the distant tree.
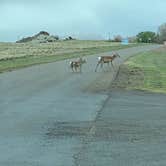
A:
[136,31,157,43]
[65,36,76,40]
[35,31,50,37]
[154,33,160,43]
[68,36,73,40]
[113,35,122,42]
[54,35,59,40]
[158,23,166,43]
[39,31,49,36]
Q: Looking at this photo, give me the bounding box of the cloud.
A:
[0,0,166,41]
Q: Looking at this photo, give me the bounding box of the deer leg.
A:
[111,61,115,69]
[100,61,104,68]
[95,62,100,72]
[70,64,74,72]
[74,65,76,72]
[80,64,82,73]
[71,66,74,72]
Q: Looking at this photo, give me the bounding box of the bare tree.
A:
[114,35,122,42]
[158,23,166,43]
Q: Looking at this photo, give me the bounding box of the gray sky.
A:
[0,0,166,41]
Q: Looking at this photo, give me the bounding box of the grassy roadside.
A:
[0,43,142,73]
[113,47,166,93]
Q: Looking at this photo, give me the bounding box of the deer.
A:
[70,57,86,72]
[95,52,120,72]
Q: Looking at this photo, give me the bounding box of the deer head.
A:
[79,57,86,64]
[113,52,120,58]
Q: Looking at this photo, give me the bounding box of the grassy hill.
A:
[113,47,166,93]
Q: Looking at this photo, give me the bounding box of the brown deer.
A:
[95,53,120,72]
[70,57,86,72]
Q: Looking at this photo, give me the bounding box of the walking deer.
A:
[70,57,86,72]
[95,53,120,72]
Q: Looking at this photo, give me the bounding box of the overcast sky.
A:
[0,0,166,41]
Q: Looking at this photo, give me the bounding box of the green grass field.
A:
[125,47,166,93]
[0,40,141,73]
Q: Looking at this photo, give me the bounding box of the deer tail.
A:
[98,56,102,61]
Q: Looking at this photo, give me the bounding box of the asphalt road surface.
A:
[0,45,163,166]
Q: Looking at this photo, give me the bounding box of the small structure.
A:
[164,41,166,46]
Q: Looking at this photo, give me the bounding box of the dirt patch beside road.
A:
[111,64,144,90]
[85,59,145,93]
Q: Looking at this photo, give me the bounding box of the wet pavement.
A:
[75,90,166,166]
[0,45,163,166]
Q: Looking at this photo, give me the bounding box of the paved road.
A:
[0,45,161,166]
[76,90,166,166]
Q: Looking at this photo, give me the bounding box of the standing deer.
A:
[70,57,86,72]
[95,53,120,72]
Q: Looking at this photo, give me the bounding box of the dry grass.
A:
[122,47,166,93]
[0,40,124,60]
[0,40,140,73]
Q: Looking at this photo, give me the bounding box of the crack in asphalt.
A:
[72,64,120,166]
[0,45,162,166]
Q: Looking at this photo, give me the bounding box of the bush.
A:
[136,31,157,43]
[113,35,122,42]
